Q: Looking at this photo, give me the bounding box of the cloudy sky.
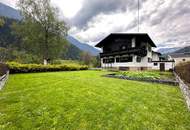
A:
[1,0,190,49]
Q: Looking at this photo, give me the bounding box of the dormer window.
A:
[132,38,136,48]
[121,45,126,50]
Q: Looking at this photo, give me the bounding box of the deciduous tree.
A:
[13,0,68,65]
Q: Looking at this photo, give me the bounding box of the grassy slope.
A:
[0,71,190,130]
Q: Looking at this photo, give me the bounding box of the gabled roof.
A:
[95,33,156,48]
[152,51,162,55]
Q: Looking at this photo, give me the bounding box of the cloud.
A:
[1,0,190,48]
[69,0,190,48]
[0,0,18,8]
[70,0,144,28]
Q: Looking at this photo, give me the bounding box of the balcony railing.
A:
[100,47,147,58]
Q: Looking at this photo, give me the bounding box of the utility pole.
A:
[138,0,140,32]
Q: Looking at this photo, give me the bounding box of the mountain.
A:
[66,35,100,56]
[159,46,190,56]
[0,2,100,56]
[0,3,22,20]
[172,46,190,54]
[157,47,181,54]
[0,16,19,47]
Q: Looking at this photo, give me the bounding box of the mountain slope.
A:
[172,46,190,54]
[0,16,19,47]
[157,47,181,54]
[0,3,100,56]
[0,3,21,20]
[66,35,100,56]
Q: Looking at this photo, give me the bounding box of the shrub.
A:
[175,61,190,84]
[0,63,9,76]
[7,62,88,74]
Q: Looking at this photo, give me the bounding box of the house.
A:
[95,33,174,71]
[169,53,190,65]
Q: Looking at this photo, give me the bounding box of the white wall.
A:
[152,53,160,61]
[173,57,190,65]
[101,54,150,68]
[152,62,174,71]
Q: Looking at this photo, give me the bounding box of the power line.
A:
[138,0,140,32]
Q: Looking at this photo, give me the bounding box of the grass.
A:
[0,70,190,129]
[116,70,175,80]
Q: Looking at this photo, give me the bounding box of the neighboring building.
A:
[169,53,190,65]
[95,33,174,71]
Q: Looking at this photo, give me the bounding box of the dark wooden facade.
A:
[96,33,156,59]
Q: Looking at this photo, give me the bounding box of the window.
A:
[120,45,127,50]
[182,59,186,61]
[104,47,111,52]
[154,63,158,66]
[116,56,133,63]
[136,56,141,63]
[132,38,136,48]
[116,57,120,62]
[103,58,114,63]
[148,58,152,62]
[148,46,151,52]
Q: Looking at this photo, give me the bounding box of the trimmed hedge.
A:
[175,61,190,84]
[7,62,88,74]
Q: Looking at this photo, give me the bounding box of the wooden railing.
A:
[100,47,147,58]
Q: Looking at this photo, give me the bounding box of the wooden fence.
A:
[0,63,9,90]
[174,72,190,111]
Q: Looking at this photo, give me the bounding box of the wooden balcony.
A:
[100,47,147,58]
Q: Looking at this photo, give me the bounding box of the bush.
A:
[175,61,190,84]
[0,63,9,76]
[7,62,88,74]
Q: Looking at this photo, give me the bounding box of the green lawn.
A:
[0,70,190,130]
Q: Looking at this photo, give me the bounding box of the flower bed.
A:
[116,71,175,80]
[105,71,178,86]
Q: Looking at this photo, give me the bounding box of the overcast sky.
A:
[1,0,190,49]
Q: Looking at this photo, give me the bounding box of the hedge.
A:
[175,61,190,84]
[7,62,88,74]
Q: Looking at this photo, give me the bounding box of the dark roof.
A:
[152,51,162,55]
[95,33,156,48]
[169,53,190,58]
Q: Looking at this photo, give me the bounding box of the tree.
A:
[13,0,68,65]
[0,18,4,27]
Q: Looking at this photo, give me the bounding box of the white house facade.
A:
[95,33,174,71]
[169,53,190,65]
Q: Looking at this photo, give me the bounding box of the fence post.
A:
[0,63,9,90]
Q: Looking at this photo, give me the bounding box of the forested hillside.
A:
[0,16,19,47]
[0,16,83,62]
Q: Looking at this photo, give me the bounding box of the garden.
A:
[115,70,175,80]
[0,70,190,129]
